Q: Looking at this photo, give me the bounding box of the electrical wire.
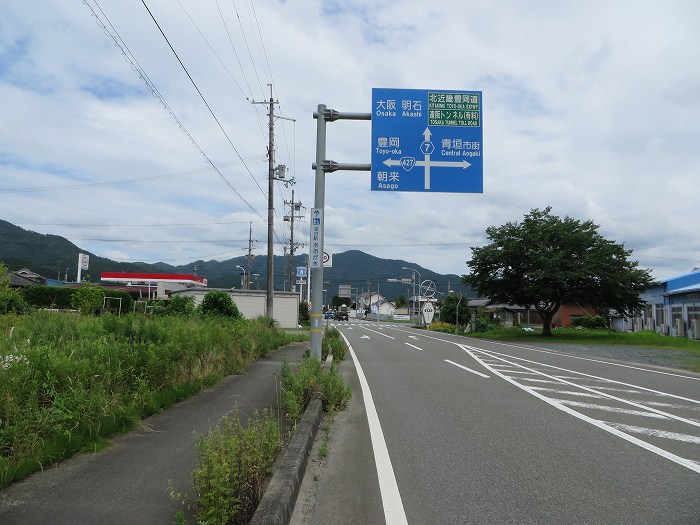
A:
[85,0,265,221]
[232,0,265,99]
[12,220,267,228]
[0,158,262,193]
[140,0,268,199]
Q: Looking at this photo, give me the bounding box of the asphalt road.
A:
[300,320,700,525]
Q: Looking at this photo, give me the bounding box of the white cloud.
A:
[1,0,699,286]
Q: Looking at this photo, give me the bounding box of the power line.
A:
[178,0,268,150]
[0,158,262,193]
[11,220,267,228]
[232,0,266,99]
[140,0,268,200]
[175,0,248,100]
[85,0,265,221]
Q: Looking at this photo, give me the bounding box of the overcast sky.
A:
[1,0,698,283]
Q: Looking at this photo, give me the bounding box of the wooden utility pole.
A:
[253,85,278,318]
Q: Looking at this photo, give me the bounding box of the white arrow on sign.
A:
[382,127,472,190]
[383,158,471,169]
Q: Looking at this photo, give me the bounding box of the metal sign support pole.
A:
[310,106,371,360]
[309,105,327,360]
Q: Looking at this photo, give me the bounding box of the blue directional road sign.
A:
[371,88,483,193]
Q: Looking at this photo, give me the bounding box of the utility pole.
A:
[245,222,256,290]
[284,189,305,292]
[253,85,296,320]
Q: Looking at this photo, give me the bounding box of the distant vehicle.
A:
[334,310,349,321]
[324,311,334,319]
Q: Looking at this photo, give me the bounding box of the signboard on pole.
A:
[310,208,323,268]
[371,88,483,193]
[323,251,332,267]
[79,253,90,270]
[422,301,436,325]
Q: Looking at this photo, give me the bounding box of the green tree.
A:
[394,295,406,308]
[71,284,105,315]
[167,294,196,316]
[463,208,653,336]
[330,295,351,309]
[0,262,27,314]
[298,300,310,325]
[199,290,241,318]
[439,293,470,328]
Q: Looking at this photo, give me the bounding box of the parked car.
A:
[334,310,349,321]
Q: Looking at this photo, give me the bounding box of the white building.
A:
[357,292,396,319]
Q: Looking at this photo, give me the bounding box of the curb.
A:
[249,396,323,525]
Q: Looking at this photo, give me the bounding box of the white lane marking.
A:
[552,399,670,419]
[361,335,370,339]
[464,346,700,428]
[588,386,646,394]
[384,324,699,384]
[471,347,700,406]
[360,326,396,339]
[527,387,606,399]
[338,331,408,525]
[444,359,490,378]
[516,378,565,384]
[463,347,700,474]
[640,400,700,411]
[404,343,423,351]
[602,422,700,444]
[482,339,700,381]
[408,335,418,340]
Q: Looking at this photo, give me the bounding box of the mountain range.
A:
[0,219,472,301]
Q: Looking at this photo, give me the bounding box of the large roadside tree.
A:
[462,208,653,336]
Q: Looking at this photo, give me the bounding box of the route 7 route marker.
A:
[371,88,483,193]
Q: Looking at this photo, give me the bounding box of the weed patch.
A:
[0,312,298,488]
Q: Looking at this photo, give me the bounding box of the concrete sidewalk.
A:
[0,343,307,525]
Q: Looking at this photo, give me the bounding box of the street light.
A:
[236,265,246,289]
[402,266,422,326]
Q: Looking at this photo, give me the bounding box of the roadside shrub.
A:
[167,294,195,317]
[0,288,27,315]
[190,409,280,525]
[323,326,346,362]
[429,322,454,333]
[281,355,351,426]
[199,291,241,319]
[21,285,73,309]
[71,285,105,315]
[571,315,608,330]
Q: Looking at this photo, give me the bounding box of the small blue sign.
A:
[371,88,483,193]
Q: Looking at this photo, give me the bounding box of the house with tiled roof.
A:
[7,268,47,288]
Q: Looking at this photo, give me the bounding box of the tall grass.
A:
[0,312,298,487]
[189,409,280,525]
